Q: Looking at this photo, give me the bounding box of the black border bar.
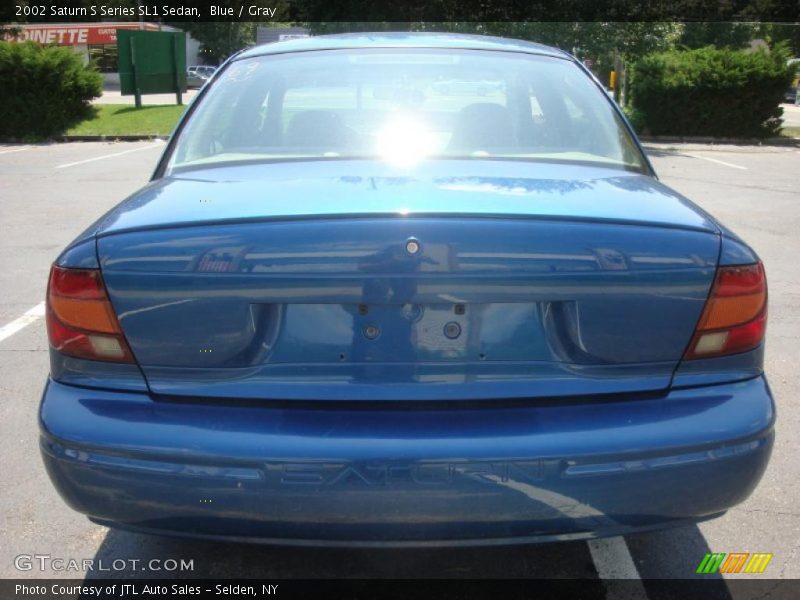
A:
[3,579,800,600]
[3,0,800,24]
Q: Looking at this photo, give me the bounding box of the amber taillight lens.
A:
[684,262,767,360]
[46,265,135,363]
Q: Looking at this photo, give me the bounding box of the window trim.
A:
[153,47,654,180]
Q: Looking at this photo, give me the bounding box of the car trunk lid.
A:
[96,161,720,401]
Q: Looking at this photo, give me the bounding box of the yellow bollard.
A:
[609,70,617,91]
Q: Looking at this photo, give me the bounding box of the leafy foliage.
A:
[627,43,796,137]
[306,22,685,90]
[0,41,102,139]
[289,0,800,23]
[175,22,257,64]
[170,0,290,64]
[679,22,763,50]
[679,23,800,55]
[306,22,684,60]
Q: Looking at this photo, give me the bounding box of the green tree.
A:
[758,23,800,56]
[171,0,290,64]
[305,21,684,102]
[0,41,102,139]
[627,42,795,137]
[679,22,763,49]
[305,21,684,61]
[175,22,257,64]
[0,25,22,41]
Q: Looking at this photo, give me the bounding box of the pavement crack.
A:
[663,175,798,195]
[0,349,46,353]
[736,507,800,518]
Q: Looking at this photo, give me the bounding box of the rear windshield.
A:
[166,48,648,173]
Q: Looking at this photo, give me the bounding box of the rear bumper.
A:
[39,376,774,546]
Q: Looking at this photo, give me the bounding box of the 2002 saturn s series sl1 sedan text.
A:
[40,33,774,546]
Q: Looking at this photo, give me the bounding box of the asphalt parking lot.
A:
[0,141,798,591]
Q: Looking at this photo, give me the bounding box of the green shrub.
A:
[0,41,102,140]
[627,44,795,138]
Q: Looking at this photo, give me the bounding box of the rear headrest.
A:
[285,110,352,149]
[447,103,516,153]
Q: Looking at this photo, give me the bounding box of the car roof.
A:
[236,32,570,61]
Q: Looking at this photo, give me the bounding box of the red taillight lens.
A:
[46,265,135,363]
[684,262,767,360]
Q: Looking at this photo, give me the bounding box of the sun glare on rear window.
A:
[167,48,647,173]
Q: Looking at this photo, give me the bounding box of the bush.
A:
[627,44,796,138]
[0,41,102,140]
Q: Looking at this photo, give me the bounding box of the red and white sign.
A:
[7,23,162,46]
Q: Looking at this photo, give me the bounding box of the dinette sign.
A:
[16,27,90,45]
[7,24,160,46]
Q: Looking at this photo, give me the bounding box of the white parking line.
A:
[0,146,31,155]
[0,302,45,344]
[588,537,643,579]
[55,142,163,169]
[588,537,648,599]
[483,473,647,594]
[684,153,748,170]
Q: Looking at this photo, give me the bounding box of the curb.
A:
[5,134,799,146]
[55,134,170,142]
[639,135,800,147]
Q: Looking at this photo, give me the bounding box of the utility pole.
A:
[613,53,623,104]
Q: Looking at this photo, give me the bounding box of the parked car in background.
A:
[188,65,217,78]
[186,69,208,89]
[786,58,799,103]
[41,33,773,547]
[198,65,217,78]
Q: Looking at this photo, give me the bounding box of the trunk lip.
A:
[84,161,722,241]
[93,211,721,241]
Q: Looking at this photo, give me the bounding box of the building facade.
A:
[5,23,201,88]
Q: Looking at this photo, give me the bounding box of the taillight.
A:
[684,262,767,360]
[46,265,135,363]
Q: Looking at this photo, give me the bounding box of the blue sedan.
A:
[40,33,773,546]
